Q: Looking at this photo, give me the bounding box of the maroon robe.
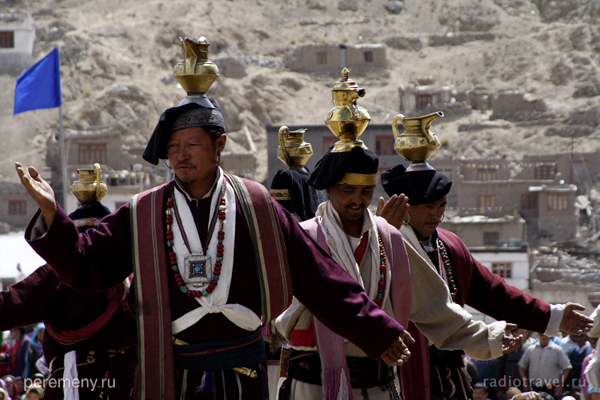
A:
[0,264,137,399]
[407,228,552,400]
[26,180,403,397]
[437,228,551,329]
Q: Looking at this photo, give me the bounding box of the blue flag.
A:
[14,47,62,115]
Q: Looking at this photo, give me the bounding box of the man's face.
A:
[408,195,447,240]
[166,127,227,188]
[571,333,588,347]
[539,335,551,346]
[473,388,488,400]
[326,183,375,225]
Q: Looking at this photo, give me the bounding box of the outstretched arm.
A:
[15,162,57,227]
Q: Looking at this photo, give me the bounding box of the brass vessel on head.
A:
[277,126,313,168]
[72,163,107,204]
[173,36,220,107]
[324,68,371,152]
[392,111,443,171]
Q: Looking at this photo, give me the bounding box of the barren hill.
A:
[1,0,599,184]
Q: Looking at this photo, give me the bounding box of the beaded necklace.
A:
[374,236,388,308]
[166,185,226,297]
[436,237,458,301]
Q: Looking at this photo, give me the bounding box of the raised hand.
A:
[560,302,594,335]
[15,162,57,227]
[380,329,415,366]
[376,194,410,229]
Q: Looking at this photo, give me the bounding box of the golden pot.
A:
[72,163,107,204]
[277,126,313,167]
[392,111,443,163]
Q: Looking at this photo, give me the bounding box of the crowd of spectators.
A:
[0,325,46,400]
[467,329,598,400]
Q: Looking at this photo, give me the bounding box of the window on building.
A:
[492,262,513,278]
[416,94,433,110]
[364,51,374,62]
[534,163,556,180]
[521,193,538,210]
[479,194,496,209]
[79,143,107,165]
[477,168,497,182]
[375,135,395,156]
[548,193,569,211]
[483,231,500,246]
[322,136,338,153]
[0,31,14,48]
[8,200,26,215]
[316,52,327,65]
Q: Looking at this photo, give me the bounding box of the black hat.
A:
[381,164,452,205]
[270,167,326,221]
[68,201,111,233]
[142,99,226,165]
[308,146,379,190]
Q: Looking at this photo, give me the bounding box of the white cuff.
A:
[27,212,49,241]
[543,303,565,337]
[488,320,507,358]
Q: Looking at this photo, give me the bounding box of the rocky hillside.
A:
[0,0,599,184]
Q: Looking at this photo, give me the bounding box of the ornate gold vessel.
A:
[173,37,220,107]
[392,111,443,170]
[72,163,107,204]
[324,68,371,152]
[277,126,313,167]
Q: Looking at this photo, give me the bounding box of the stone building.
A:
[0,12,35,75]
[283,43,387,76]
[0,182,40,230]
[431,154,589,246]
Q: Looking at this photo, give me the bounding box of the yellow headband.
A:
[337,172,378,186]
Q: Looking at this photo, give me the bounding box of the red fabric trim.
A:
[132,184,175,400]
[353,232,369,265]
[400,322,431,400]
[289,320,317,348]
[227,176,293,322]
[45,297,120,345]
[45,275,134,345]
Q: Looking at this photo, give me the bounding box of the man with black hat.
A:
[15,98,416,398]
[380,164,594,400]
[276,146,520,400]
[0,196,137,400]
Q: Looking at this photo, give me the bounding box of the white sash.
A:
[171,171,262,334]
[316,201,391,305]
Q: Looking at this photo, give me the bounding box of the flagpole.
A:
[59,104,68,212]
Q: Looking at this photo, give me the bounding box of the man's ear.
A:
[215,134,227,153]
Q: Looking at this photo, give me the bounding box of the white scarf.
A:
[171,170,262,334]
[315,201,391,304]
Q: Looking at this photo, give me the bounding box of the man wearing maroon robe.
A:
[380,165,594,400]
[0,201,137,400]
[16,99,413,399]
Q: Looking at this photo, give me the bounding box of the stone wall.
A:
[491,91,548,121]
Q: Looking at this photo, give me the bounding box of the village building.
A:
[0,12,35,75]
[283,43,387,76]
